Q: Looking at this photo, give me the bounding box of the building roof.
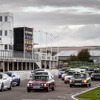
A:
[55,50,100,57]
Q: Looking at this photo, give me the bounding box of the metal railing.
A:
[0,50,39,61]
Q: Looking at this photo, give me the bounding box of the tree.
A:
[70,55,78,61]
[77,49,91,61]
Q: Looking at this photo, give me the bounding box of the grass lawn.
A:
[77,87,100,100]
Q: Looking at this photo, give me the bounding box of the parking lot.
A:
[0,76,100,100]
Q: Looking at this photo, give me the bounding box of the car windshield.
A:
[74,74,86,78]
[68,72,75,75]
[5,72,12,77]
[0,74,2,79]
[35,72,48,75]
[32,76,49,81]
[94,70,100,73]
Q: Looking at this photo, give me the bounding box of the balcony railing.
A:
[0,50,39,61]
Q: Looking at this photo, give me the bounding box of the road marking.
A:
[71,83,100,100]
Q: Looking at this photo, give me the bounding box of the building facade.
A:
[0,12,13,51]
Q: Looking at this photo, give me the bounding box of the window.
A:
[9,45,12,50]
[5,45,7,50]
[5,30,7,36]
[5,16,8,21]
[0,30,2,36]
[0,16,2,21]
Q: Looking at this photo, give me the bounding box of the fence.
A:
[0,50,39,61]
[68,61,100,66]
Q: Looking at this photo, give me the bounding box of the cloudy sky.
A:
[0,0,100,47]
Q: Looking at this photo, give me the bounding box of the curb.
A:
[71,83,100,100]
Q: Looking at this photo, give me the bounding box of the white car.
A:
[0,73,12,91]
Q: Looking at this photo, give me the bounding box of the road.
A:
[0,77,100,100]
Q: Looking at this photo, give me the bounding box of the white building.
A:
[0,12,13,51]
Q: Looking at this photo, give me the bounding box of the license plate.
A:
[74,83,81,85]
[33,86,40,89]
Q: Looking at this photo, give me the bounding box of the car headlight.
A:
[83,80,87,83]
[65,77,68,80]
[91,75,94,77]
[70,79,73,83]
[44,83,47,87]
[41,83,44,86]
[62,74,64,78]
[27,83,33,86]
[27,83,30,86]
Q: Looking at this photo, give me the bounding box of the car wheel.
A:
[8,82,12,90]
[0,84,4,92]
[17,79,20,86]
[91,78,94,81]
[89,83,91,87]
[27,88,31,92]
[52,85,56,91]
[86,84,89,87]
[70,84,73,87]
[46,86,50,92]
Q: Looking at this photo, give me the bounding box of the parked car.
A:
[0,73,12,91]
[27,75,56,92]
[5,72,20,86]
[69,73,91,87]
[64,71,77,83]
[91,69,100,80]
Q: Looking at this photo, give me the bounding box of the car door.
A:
[49,76,55,89]
[2,74,8,88]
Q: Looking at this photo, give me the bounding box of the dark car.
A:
[69,73,91,87]
[86,68,95,76]
[91,69,100,80]
[5,72,20,86]
[27,75,56,92]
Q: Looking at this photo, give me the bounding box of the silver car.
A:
[0,73,12,91]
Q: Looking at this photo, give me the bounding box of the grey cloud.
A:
[0,0,100,9]
[14,12,100,28]
[71,25,100,40]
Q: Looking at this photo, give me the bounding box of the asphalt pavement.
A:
[0,77,100,100]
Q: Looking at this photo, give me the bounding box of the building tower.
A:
[0,12,13,51]
[14,27,33,58]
